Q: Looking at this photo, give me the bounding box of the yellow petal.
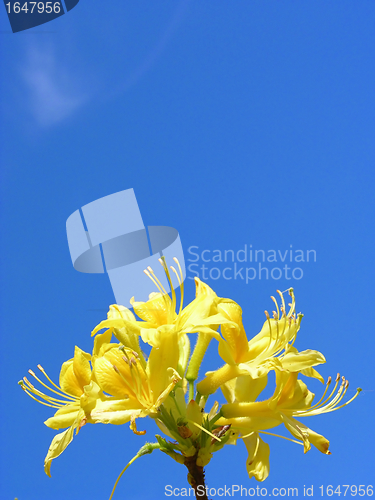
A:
[217,415,280,431]
[108,304,136,322]
[93,345,143,400]
[91,402,143,425]
[107,305,146,363]
[177,290,220,333]
[92,329,113,360]
[285,381,314,410]
[194,278,217,298]
[300,366,325,384]
[218,338,237,365]
[235,375,268,403]
[186,400,203,439]
[218,301,249,363]
[221,379,236,404]
[281,415,311,453]
[130,292,175,327]
[73,346,92,386]
[44,423,76,477]
[44,404,80,430]
[80,380,102,415]
[243,433,270,482]
[147,330,180,401]
[177,333,191,377]
[59,347,91,397]
[281,415,330,454]
[221,400,276,419]
[281,349,326,372]
[91,318,142,338]
[140,327,161,347]
[197,364,243,396]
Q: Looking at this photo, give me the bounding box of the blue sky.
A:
[0,1,374,499]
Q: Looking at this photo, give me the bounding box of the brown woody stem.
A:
[184,455,209,500]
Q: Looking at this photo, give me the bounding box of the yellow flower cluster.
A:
[20,257,361,491]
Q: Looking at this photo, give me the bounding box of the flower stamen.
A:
[173,257,184,314]
[159,257,177,318]
[36,365,77,400]
[292,375,361,417]
[27,369,76,401]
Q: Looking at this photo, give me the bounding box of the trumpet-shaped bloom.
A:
[218,369,361,473]
[92,260,234,384]
[92,260,223,342]
[20,346,103,476]
[197,289,325,395]
[92,336,181,430]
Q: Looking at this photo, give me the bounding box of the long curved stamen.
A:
[327,386,362,413]
[173,257,184,314]
[117,351,151,407]
[127,360,143,401]
[143,268,172,316]
[129,357,151,404]
[306,376,332,410]
[125,349,153,400]
[143,269,164,296]
[170,265,184,316]
[257,430,304,446]
[288,313,301,348]
[274,317,280,351]
[270,296,280,319]
[277,290,286,315]
[147,266,168,296]
[143,269,160,291]
[170,266,181,286]
[28,370,77,401]
[303,379,348,415]
[301,373,341,413]
[19,384,63,409]
[37,365,77,401]
[22,377,71,405]
[292,376,361,417]
[113,365,138,400]
[287,288,295,318]
[159,257,176,319]
[264,311,274,352]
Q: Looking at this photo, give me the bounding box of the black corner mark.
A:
[63,0,78,11]
[3,0,79,33]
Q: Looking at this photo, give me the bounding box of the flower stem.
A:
[109,443,160,500]
[184,454,209,500]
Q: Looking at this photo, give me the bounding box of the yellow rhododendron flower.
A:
[20,346,102,476]
[92,338,181,430]
[218,370,361,469]
[197,289,325,396]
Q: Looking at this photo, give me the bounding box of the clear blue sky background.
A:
[1,1,374,499]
